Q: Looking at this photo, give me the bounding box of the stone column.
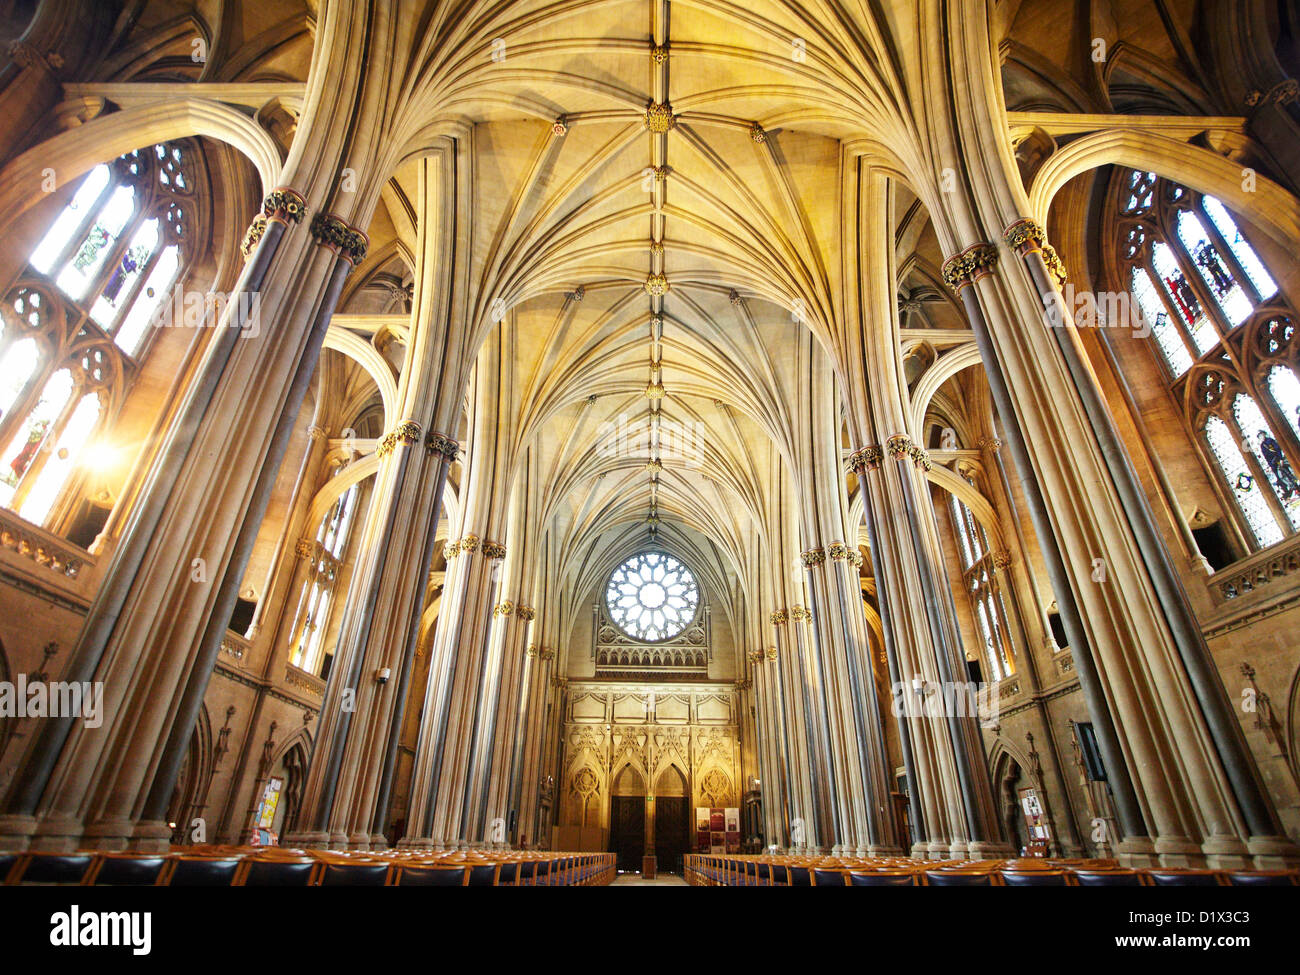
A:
[286,150,469,850]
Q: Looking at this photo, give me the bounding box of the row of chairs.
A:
[1,847,617,887]
[684,854,1300,886]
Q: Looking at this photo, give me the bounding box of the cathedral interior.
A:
[1,0,1300,903]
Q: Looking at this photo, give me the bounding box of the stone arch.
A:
[323,325,398,427]
[165,703,214,842]
[1028,130,1300,255]
[269,726,313,839]
[611,762,646,797]
[925,463,1007,553]
[0,99,283,235]
[655,763,689,797]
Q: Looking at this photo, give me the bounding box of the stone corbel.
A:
[53,94,106,131]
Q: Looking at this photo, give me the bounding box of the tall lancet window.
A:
[1113,168,1296,551]
[0,142,200,534]
[947,486,1013,682]
[289,481,361,678]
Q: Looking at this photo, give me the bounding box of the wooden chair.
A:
[9,852,96,885]
[162,855,244,886]
[87,853,170,886]
[394,863,468,886]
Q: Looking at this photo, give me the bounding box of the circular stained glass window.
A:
[605,552,699,642]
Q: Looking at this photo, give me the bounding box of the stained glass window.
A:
[1177,211,1252,327]
[1130,266,1193,376]
[290,483,361,675]
[1117,170,1297,554]
[947,489,1013,681]
[1201,196,1277,301]
[606,552,700,641]
[1204,414,1283,547]
[0,140,197,534]
[1233,393,1300,529]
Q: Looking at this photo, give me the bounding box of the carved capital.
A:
[262,187,306,225]
[240,214,267,260]
[309,212,368,265]
[425,431,460,461]
[376,420,422,459]
[940,242,998,292]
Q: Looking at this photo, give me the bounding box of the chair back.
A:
[167,856,243,886]
[91,854,169,886]
[13,853,95,885]
[239,857,318,887]
[319,861,391,886]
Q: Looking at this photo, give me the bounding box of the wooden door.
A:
[610,796,645,872]
[654,796,689,874]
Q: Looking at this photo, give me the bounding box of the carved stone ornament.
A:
[376,420,422,458]
[645,102,676,133]
[425,432,460,461]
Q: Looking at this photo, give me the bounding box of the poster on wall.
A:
[709,808,725,831]
[1018,787,1050,855]
[710,831,726,854]
[724,806,741,852]
[257,777,283,830]
[695,808,712,852]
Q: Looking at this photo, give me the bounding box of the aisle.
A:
[610,872,690,886]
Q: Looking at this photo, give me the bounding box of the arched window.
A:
[947,487,1014,682]
[0,141,201,535]
[288,481,361,678]
[1114,169,1298,552]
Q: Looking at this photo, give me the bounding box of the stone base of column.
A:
[1246,834,1300,869]
[1153,834,1203,867]
[1200,832,1252,870]
[1114,835,1158,868]
[76,818,139,852]
[31,814,92,852]
[911,840,941,859]
[395,836,435,850]
[127,818,174,853]
[282,829,331,849]
[863,844,905,857]
[967,839,1016,859]
[0,813,40,851]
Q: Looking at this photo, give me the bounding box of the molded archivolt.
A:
[0,100,283,235]
[1029,131,1300,255]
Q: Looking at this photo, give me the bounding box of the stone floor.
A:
[610,871,690,886]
